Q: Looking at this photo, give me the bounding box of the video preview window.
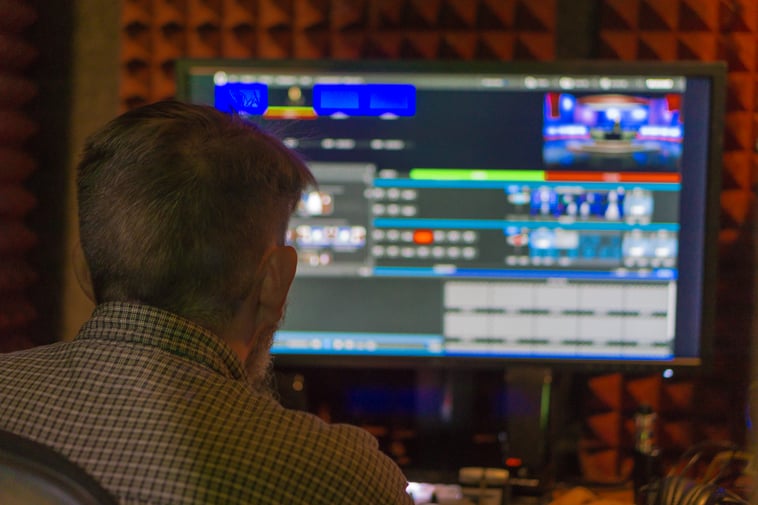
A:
[542,92,684,172]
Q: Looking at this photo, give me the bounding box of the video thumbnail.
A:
[543,92,683,172]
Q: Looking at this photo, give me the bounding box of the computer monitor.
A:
[175,59,725,371]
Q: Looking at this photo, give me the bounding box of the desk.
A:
[408,480,633,505]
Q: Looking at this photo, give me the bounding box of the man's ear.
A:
[72,241,96,303]
[256,245,298,326]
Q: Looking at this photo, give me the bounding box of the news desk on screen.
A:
[176,59,726,372]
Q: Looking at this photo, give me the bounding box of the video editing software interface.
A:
[179,61,721,367]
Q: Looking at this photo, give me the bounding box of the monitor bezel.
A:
[174,58,726,373]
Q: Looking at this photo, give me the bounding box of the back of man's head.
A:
[77,100,315,332]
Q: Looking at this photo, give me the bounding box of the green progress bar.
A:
[410,169,545,181]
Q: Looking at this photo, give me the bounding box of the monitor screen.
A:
[175,59,725,370]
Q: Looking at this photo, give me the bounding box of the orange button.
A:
[413,229,434,245]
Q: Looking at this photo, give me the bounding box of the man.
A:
[0,101,414,504]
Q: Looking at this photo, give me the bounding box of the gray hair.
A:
[77,100,315,332]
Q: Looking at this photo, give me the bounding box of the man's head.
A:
[76,100,315,364]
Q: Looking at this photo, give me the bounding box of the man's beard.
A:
[245,325,276,398]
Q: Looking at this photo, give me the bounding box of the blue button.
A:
[313,83,416,116]
[214,82,268,115]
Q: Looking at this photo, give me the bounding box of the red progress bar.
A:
[545,171,681,183]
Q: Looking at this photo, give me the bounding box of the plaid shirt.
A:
[0,302,413,505]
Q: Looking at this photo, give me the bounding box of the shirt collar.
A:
[75,301,248,381]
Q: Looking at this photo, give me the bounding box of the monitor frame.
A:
[175,58,726,373]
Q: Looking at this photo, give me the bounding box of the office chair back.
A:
[0,428,118,505]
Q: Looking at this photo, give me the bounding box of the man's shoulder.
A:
[229,398,412,503]
[246,396,378,450]
[0,341,67,357]
[0,342,69,370]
